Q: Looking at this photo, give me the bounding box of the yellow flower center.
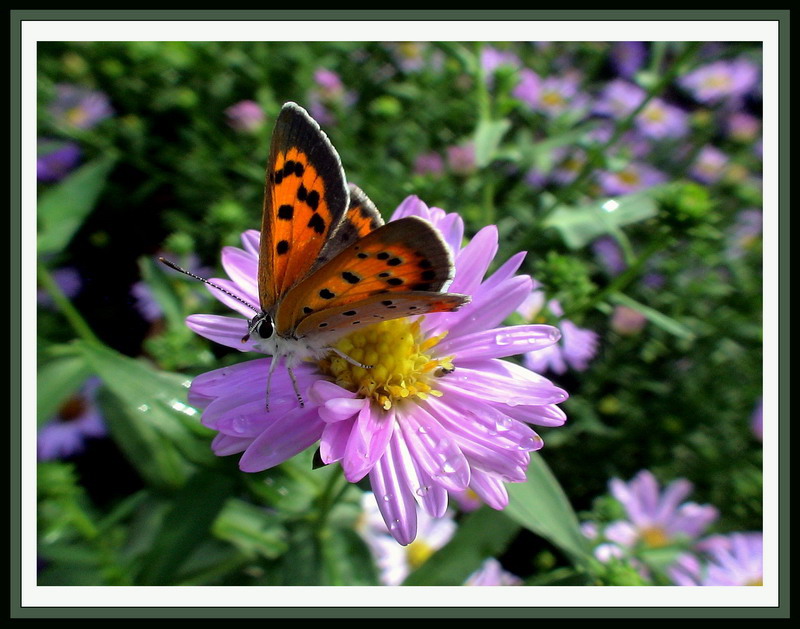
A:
[541,90,566,108]
[746,577,763,586]
[643,103,665,123]
[317,318,453,410]
[618,169,642,186]
[406,538,435,569]
[703,74,733,90]
[640,526,670,549]
[66,106,88,127]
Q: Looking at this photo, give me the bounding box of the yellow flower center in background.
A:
[318,318,453,411]
[541,90,566,108]
[640,526,670,549]
[66,106,88,127]
[407,537,436,569]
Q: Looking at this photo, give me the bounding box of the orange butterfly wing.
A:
[275,216,466,336]
[258,102,349,312]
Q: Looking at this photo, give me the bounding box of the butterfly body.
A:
[166,102,469,407]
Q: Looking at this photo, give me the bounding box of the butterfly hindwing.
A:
[274,216,457,335]
[309,183,385,274]
[294,291,469,340]
[258,102,349,312]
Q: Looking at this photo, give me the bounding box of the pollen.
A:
[640,526,670,549]
[317,318,453,410]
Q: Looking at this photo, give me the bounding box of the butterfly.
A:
[162,102,469,408]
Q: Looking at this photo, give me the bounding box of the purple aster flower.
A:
[512,68,541,106]
[604,470,719,551]
[518,292,599,375]
[413,151,445,177]
[598,161,667,196]
[481,46,521,77]
[450,488,482,513]
[38,378,106,460]
[679,58,761,105]
[610,42,647,79]
[464,558,522,586]
[185,196,568,545]
[307,69,357,126]
[446,143,476,176]
[592,236,626,277]
[48,83,113,130]
[727,208,762,259]
[37,140,81,182]
[357,491,457,585]
[669,532,763,586]
[690,145,730,184]
[610,305,647,336]
[634,98,689,139]
[550,147,588,186]
[593,79,646,118]
[726,111,761,143]
[751,397,762,441]
[225,100,265,133]
[518,72,590,118]
[37,266,82,308]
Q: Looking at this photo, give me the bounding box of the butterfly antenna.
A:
[287,367,305,408]
[158,257,260,314]
[329,347,373,369]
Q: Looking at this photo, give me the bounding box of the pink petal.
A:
[240,229,260,256]
[391,423,450,518]
[397,404,470,492]
[369,437,419,545]
[211,433,252,456]
[204,277,259,317]
[436,324,561,361]
[341,405,396,482]
[469,468,510,510]
[186,314,259,352]
[449,225,498,295]
[238,406,325,472]
[320,418,354,463]
[495,402,567,427]
[220,245,258,297]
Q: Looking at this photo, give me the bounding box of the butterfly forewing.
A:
[274,216,458,335]
[258,102,349,312]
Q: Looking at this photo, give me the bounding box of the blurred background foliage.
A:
[35,40,763,586]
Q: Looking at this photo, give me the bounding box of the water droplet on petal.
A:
[383,493,393,502]
[495,415,513,432]
[415,485,429,497]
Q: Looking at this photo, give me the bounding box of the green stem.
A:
[37,263,103,346]
[314,470,348,533]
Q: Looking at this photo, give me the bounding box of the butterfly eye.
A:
[255,315,274,339]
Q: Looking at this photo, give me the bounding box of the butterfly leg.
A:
[265,355,281,411]
[329,346,374,369]
[287,366,305,408]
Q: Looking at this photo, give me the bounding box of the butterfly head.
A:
[242,311,275,344]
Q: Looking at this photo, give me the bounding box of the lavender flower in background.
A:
[679,58,760,105]
[518,72,590,118]
[726,111,761,143]
[593,79,646,118]
[48,83,113,130]
[609,42,647,78]
[37,140,81,182]
[37,266,82,308]
[550,147,588,186]
[464,558,522,586]
[751,398,763,442]
[446,143,476,176]
[669,532,763,586]
[592,236,626,277]
[384,42,444,74]
[357,491,457,585]
[307,68,357,126]
[481,46,521,80]
[184,197,568,545]
[224,100,265,133]
[413,151,445,177]
[689,145,730,184]
[512,68,540,106]
[610,305,648,336]
[604,470,719,553]
[634,98,689,139]
[38,378,106,461]
[598,161,667,196]
[726,208,763,259]
[518,290,599,375]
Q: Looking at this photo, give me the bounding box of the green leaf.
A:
[544,185,670,249]
[135,469,235,585]
[212,498,288,560]
[37,156,117,256]
[79,341,216,489]
[609,293,696,341]
[474,118,511,168]
[504,452,592,566]
[402,507,520,586]
[319,526,380,586]
[37,351,93,427]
